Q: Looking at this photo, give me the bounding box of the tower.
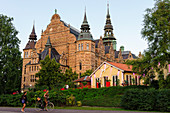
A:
[103,3,116,50]
[76,10,95,78]
[21,24,37,90]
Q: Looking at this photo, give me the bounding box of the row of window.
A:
[78,43,94,51]
[24,66,39,74]
[23,75,36,83]
[95,75,140,87]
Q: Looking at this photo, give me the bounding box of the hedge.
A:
[121,88,170,112]
[0,85,149,107]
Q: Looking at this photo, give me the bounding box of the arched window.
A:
[80,62,82,70]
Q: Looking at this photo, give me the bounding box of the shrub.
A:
[121,88,170,112]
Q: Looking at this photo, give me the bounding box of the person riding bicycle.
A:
[37,97,46,109]
[44,90,49,111]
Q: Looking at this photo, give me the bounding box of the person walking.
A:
[21,92,27,112]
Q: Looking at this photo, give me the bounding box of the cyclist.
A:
[44,90,49,111]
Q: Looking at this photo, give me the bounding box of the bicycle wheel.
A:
[35,102,42,112]
[46,102,54,112]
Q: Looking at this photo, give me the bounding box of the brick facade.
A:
[21,12,139,90]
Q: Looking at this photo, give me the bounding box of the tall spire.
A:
[107,1,110,18]
[77,9,93,41]
[29,23,37,41]
[103,2,116,48]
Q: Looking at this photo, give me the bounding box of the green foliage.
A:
[35,55,64,90]
[0,14,22,94]
[63,68,78,83]
[81,69,93,77]
[121,88,170,112]
[66,94,76,106]
[126,0,170,87]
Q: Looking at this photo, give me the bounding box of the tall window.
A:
[80,62,82,70]
[81,43,83,50]
[37,66,39,70]
[78,44,80,51]
[86,43,89,50]
[24,66,26,74]
[29,67,31,71]
[113,75,118,86]
[24,77,26,82]
[126,75,129,86]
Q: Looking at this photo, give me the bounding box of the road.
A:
[0,107,161,113]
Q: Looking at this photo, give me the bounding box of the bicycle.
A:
[35,97,54,112]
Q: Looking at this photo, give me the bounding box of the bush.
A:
[121,88,170,112]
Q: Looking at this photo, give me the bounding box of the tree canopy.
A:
[0,14,22,94]
[126,0,170,87]
[35,55,63,90]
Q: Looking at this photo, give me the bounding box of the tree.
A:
[141,0,170,69]
[81,69,93,77]
[63,68,78,83]
[0,14,22,94]
[126,0,170,87]
[35,55,63,90]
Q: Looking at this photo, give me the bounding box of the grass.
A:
[54,106,125,111]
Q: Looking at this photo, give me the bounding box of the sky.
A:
[0,0,155,57]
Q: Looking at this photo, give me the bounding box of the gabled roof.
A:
[106,61,132,72]
[73,76,91,82]
[90,61,133,77]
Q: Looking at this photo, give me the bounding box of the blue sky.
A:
[0,0,155,56]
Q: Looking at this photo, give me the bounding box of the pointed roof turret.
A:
[103,2,116,47]
[29,24,37,40]
[78,9,93,41]
[81,9,90,31]
[45,36,52,48]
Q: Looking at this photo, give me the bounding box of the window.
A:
[80,62,82,70]
[78,44,80,51]
[37,66,39,70]
[30,75,35,82]
[32,66,33,71]
[24,67,26,74]
[29,67,31,71]
[81,43,83,50]
[113,75,118,86]
[27,52,28,58]
[24,77,26,82]
[25,52,26,58]
[87,43,89,50]
[34,66,36,71]
[126,75,129,86]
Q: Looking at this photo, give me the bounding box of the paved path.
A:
[0,107,161,113]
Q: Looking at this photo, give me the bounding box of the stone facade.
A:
[21,8,139,90]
